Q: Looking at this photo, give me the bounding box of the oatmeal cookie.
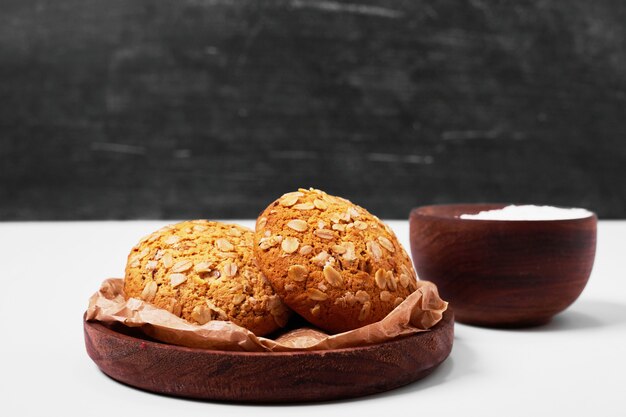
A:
[254,188,418,333]
[124,220,290,336]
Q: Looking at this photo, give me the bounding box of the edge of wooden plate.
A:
[84,308,454,403]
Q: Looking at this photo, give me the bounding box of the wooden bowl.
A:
[409,204,596,327]
[84,309,454,403]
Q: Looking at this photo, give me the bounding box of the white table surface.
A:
[1,220,624,416]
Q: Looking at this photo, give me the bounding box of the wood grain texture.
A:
[84,309,454,402]
[1,0,625,219]
[409,204,596,327]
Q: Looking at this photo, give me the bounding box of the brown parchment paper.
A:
[86,278,448,352]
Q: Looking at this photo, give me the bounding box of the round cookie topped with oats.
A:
[254,188,419,333]
[124,220,290,336]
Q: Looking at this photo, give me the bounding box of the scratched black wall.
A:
[1,0,625,220]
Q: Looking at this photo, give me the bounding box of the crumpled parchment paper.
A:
[86,278,448,352]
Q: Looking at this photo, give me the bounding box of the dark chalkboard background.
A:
[1,0,625,220]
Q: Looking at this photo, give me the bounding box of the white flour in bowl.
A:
[459,205,593,221]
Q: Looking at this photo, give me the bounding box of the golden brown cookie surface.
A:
[124,220,290,336]
[254,188,418,333]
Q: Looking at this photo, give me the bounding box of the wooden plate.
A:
[84,309,454,403]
